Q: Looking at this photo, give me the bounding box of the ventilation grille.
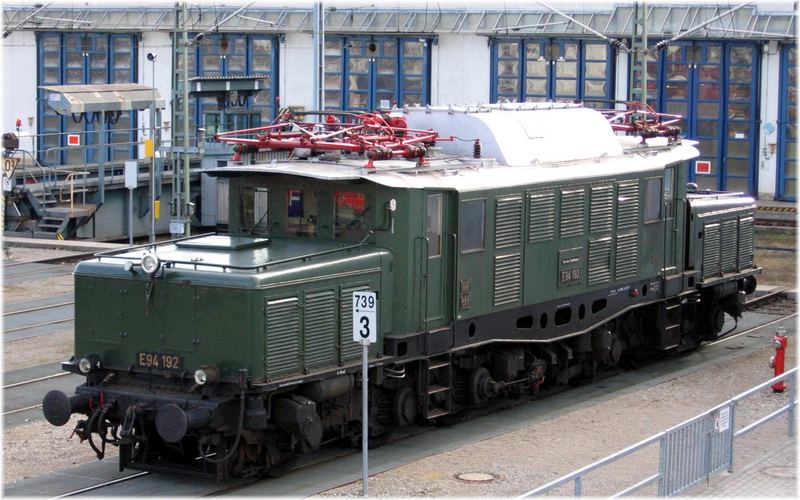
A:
[588,237,612,286]
[528,189,555,243]
[560,188,585,238]
[703,223,721,278]
[738,216,754,268]
[495,195,523,248]
[494,253,522,306]
[615,232,638,280]
[720,219,738,273]
[266,297,299,378]
[590,185,614,233]
[304,290,337,370]
[340,285,369,362]
[617,181,640,229]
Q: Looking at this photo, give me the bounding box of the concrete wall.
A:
[138,31,174,153]
[2,30,39,152]
[432,35,491,105]
[280,33,315,110]
[757,41,781,200]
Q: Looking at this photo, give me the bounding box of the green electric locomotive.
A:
[42,102,759,479]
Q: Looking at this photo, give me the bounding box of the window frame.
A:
[643,176,663,223]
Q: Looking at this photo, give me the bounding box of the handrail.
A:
[94,233,378,273]
[518,367,798,497]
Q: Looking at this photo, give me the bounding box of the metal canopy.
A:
[2,4,796,39]
[188,75,268,97]
[39,83,166,115]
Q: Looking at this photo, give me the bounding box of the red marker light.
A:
[15,118,21,128]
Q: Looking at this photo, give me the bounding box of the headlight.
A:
[78,354,102,374]
[141,252,161,275]
[194,365,219,385]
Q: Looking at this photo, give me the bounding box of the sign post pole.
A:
[352,290,377,497]
[361,338,369,497]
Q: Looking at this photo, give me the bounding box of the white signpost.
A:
[352,291,377,496]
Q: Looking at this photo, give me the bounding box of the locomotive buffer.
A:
[353,291,377,496]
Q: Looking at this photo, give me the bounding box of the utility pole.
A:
[182,1,191,237]
[629,0,648,105]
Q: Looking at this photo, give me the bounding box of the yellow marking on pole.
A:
[144,138,154,158]
[56,233,64,240]
[154,199,161,219]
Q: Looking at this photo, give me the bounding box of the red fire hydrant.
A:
[769,326,788,393]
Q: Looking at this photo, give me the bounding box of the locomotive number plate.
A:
[137,352,183,371]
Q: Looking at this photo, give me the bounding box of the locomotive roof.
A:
[204,105,700,193]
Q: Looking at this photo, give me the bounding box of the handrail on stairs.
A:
[56,171,90,214]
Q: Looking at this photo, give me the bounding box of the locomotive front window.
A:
[286,189,317,237]
[459,199,485,252]
[334,191,368,240]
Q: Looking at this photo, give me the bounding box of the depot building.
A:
[1,1,796,202]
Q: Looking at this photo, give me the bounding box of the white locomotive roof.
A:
[204,105,700,193]
[402,103,624,165]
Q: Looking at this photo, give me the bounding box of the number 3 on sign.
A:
[352,291,377,343]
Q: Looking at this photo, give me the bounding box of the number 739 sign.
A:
[352,291,377,343]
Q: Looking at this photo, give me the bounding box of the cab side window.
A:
[286,189,317,237]
[335,192,367,241]
[459,199,485,252]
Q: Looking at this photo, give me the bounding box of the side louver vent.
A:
[616,181,640,229]
[590,185,614,233]
[560,188,585,238]
[340,285,369,362]
[615,232,638,280]
[495,195,523,249]
[528,189,555,243]
[494,253,522,306]
[266,297,300,378]
[703,223,721,278]
[720,219,738,273]
[738,216,754,269]
[304,290,338,371]
[588,237,612,285]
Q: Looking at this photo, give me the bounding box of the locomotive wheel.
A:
[704,305,725,339]
[392,387,417,427]
[468,367,495,405]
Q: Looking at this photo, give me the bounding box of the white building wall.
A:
[280,33,314,111]
[432,35,490,105]
[138,31,174,156]
[757,41,781,200]
[2,30,39,152]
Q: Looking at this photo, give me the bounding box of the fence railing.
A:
[518,366,797,497]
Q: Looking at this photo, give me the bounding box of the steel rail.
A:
[3,301,74,317]
[708,312,798,347]
[49,471,151,499]
[4,317,74,335]
[3,372,70,389]
[3,403,42,416]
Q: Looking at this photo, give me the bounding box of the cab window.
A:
[286,189,317,237]
[459,199,485,252]
[335,192,367,240]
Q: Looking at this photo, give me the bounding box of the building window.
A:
[184,34,278,141]
[324,36,430,111]
[37,32,137,165]
[459,199,485,252]
[491,38,613,104]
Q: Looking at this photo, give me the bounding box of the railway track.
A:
[4,300,796,496]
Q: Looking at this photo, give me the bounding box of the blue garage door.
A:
[657,41,760,195]
[324,36,430,112]
[491,38,614,104]
[777,44,797,201]
[193,34,278,135]
[37,33,137,165]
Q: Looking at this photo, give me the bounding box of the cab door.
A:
[419,191,451,330]
[663,166,678,274]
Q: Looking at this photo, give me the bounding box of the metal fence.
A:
[518,367,797,497]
